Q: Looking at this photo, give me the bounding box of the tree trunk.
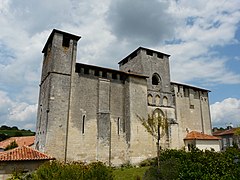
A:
[157,124,160,167]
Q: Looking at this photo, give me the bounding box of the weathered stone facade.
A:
[35,29,212,165]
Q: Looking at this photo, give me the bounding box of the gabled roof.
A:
[0,136,35,149]
[184,131,220,140]
[0,146,55,161]
[213,128,238,136]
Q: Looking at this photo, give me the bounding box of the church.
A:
[35,29,212,165]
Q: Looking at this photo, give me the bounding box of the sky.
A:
[0,0,239,131]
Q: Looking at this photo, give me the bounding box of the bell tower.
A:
[118,47,173,107]
[35,29,81,160]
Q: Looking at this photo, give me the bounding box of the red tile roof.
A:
[0,136,35,149]
[0,145,55,161]
[184,131,220,140]
[212,128,238,136]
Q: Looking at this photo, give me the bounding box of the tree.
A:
[138,109,168,167]
[4,140,18,151]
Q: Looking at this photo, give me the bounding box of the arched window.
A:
[163,96,168,106]
[148,94,153,105]
[152,73,161,90]
[152,75,159,85]
[155,95,160,106]
[82,115,85,134]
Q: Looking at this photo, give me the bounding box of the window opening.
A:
[94,70,99,76]
[152,74,159,85]
[84,68,89,74]
[102,71,107,78]
[146,50,153,56]
[82,115,85,134]
[157,53,163,58]
[117,117,120,135]
[62,36,70,47]
[112,73,117,79]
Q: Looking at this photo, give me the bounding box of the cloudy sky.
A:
[0,0,239,130]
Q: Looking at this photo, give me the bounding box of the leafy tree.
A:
[138,109,168,167]
[4,140,18,151]
[0,133,9,141]
[234,127,240,135]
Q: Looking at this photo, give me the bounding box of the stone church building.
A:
[35,29,212,165]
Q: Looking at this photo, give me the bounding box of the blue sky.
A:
[0,0,239,130]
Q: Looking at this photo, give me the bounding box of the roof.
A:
[171,81,211,92]
[0,145,55,161]
[42,29,81,53]
[184,131,220,140]
[118,47,171,65]
[213,128,238,136]
[0,136,35,149]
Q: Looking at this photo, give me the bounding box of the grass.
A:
[113,166,149,180]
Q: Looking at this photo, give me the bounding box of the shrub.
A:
[10,161,113,180]
[4,140,18,151]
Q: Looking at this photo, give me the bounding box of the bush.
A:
[141,148,240,180]
[32,161,113,180]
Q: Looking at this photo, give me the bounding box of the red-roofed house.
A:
[184,131,221,151]
[0,146,54,180]
[213,127,240,151]
[0,136,35,151]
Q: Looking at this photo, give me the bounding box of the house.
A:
[213,127,240,151]
[35,29,213,165]
[184,131,221,151]
[0,136,35,152]
[0,145,54,180]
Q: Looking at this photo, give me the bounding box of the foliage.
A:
[0,125,35,138]
[234,127,240,135]
[12,161,114,180]
[141,148,240,180]
[138,109,168,167]
[138,110,168,140]
[4,140,18,151]
[0,133,10,141]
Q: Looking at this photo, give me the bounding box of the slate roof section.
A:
[0,145,55,161]
[184,131,220,140]
[0,136,35,149]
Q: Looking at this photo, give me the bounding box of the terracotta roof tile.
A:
[0,146,55,161]
[0,136,35,149]
[212,128,237,136]
[184,131,220,140]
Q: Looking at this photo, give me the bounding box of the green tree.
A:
[138,109,168,167]
[4,140,18,151]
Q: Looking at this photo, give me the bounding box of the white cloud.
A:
[0,0,240,130]
[210,98,240,127]
[0,90,37,130]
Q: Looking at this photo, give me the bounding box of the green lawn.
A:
[113,166,149,180]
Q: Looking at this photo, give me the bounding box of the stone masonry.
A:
[35,29,212,165]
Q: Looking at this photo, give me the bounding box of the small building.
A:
[213,127,240,151]
[184,131,221,151]
[0,136,35,152]
[0,145,54,180]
